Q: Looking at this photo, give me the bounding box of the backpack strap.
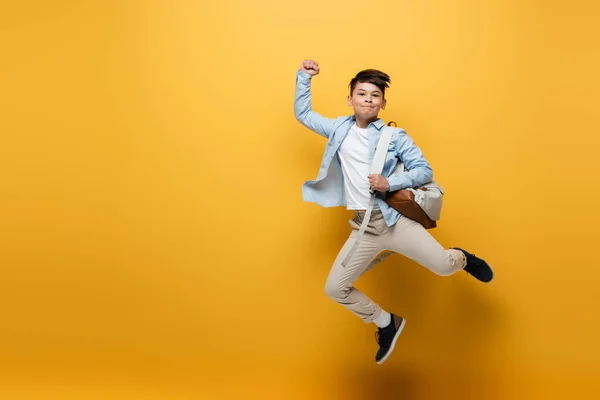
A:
[341,126,393,268]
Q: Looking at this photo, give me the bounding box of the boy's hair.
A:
[349,69,391,98]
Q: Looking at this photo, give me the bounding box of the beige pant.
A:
[325,210,467,323]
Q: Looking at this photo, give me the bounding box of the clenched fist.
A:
[301,59,320,76]
[368,174,390,192]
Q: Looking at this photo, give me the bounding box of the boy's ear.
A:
[381,98,387,110]
[347,95,352,107]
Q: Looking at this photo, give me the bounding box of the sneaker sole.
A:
[376,317,406,365]
[474,266,494,283]
[469,269,494,283]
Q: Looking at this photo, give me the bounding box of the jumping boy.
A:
[294,59,494,364]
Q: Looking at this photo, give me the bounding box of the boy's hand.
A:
[368,174,390,192]
[301,59,320,76]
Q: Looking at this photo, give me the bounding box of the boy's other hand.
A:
[368,174,390,192]
[301,59,320,76]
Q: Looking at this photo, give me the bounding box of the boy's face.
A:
[347,82,386,120]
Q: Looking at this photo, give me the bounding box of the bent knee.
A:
[324,279,349,300]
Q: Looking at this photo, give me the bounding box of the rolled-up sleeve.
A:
[294,70,337,139]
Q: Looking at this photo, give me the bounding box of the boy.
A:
[294,59,494,364]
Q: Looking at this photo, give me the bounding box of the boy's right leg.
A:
[325,228,384,324]
[325,211,387,324]
[325,210,407,365]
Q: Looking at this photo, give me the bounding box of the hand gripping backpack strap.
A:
[341,126,393,268]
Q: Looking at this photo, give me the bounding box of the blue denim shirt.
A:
[294,70,434,227]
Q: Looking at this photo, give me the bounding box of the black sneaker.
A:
[452,247,494,283]
[375,314,406,365]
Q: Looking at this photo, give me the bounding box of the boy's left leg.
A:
[382,216,493,282]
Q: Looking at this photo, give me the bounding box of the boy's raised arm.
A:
[294,60,338,139]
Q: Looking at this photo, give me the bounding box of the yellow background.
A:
[1,0,599,398]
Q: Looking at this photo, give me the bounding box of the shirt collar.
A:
[350,115,385,130]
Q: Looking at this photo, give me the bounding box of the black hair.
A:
[349,69,391,98]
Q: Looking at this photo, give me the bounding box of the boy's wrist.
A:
[298,69,313,79]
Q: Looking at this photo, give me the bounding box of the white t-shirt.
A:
[337,124,378,210]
